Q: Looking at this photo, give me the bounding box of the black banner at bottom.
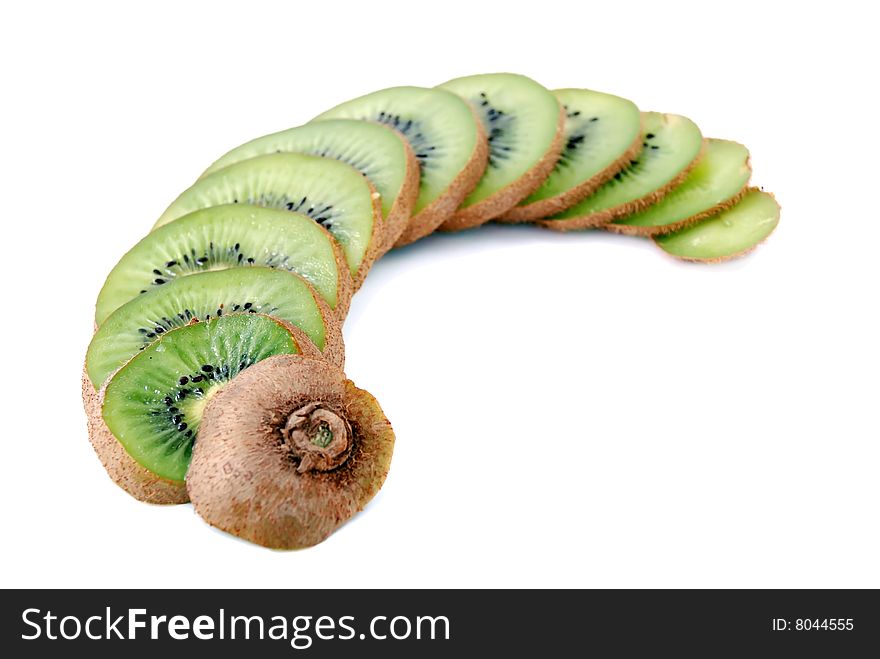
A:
[2,589,877,656]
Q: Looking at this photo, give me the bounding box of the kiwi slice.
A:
[200,119,419,254]
[654,188,780,262]
[436,73,564,230]
[313,86,488,246]
[152,153,382,286]
[82,367,188,504]
[540,112,704,230]
[610,139,751,235]
[187,354,395,549]
[96,204,351,325]
[501,88,642,222]
[87,267,344,390]
[95,314,319,487]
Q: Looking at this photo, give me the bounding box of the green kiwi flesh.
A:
[502,88,642,221]
[200,119,419,251]
[541,112,704,229]
[87,267,341,389]
[152,153,381,283]
[653,188,779,261]
[436,73,564,229]
[96,204,349,324]
[611,139,751,235]
[101,314,304,482]
[312,86,487,245]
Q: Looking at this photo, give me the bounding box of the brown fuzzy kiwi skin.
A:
[607,144,752,237]
[439,105,567,233]
[538,139,709,232]
[393,112,489,248]
[82,316,324,505]
[607,185,750,237]
[376,135,421,256]
[651,188,780,263]
[498,128,644,223]
[186,354,395,549]
[302,282,346,370]
[82,366,189,504]
[321,227,355,321]
[350,179,387,291]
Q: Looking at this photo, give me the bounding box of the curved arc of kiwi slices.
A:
[151,153,384,288]
[653,188,780,262]
[499,89,644,222]
[539,112,705,231]
[91,314,322,490]
[436,73,566,231]
[187,354,395,549]
[311,86,489,247]
[198,120,420,256]
[84,74,782,545]
[607,138,752,236]
[86,267,345,390]
[96,204,353,325]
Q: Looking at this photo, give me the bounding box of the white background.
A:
[1,0,877,589]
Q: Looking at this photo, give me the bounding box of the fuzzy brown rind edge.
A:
[377,136,421,256]
[538,139,708,232]
[439,104,567,232]
[82,367,189,504]
[350,179,387,290]
[499,127,644,223]
[651,188,780,262]
[607,185,750,237]
[186,354,395,549]
[393,111,489,247]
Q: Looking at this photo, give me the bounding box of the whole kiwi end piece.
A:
[186,354,395,549]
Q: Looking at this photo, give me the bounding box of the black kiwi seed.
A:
[132,301,273,346]
[475,91,516,168]
[152,355,256,444]
[375,111,432,169]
